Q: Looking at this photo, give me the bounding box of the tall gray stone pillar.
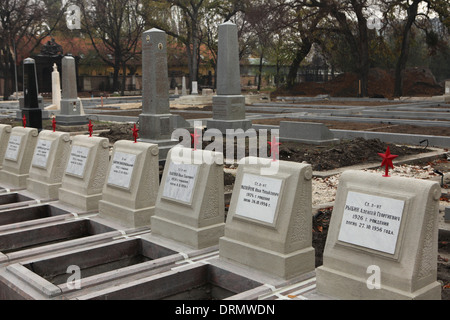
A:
[56,55,88,126]
[207,21,251,132]
[139,28,190,161]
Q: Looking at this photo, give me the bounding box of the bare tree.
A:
[0,0,65,100]
[381,0,450,97]
[148,0,243,91]
[76,0,146,95]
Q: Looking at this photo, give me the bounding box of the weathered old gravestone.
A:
[21,58,43,131]
[58,135,110,211]
[55,56,88,125]
[151,147,225,249]
[0,127,39,189]
[315,170,442,300]
[98,140,159,228]
[0,125,12,170]
[139,28,190,161]
[207,21,251,132]
[26,130,71,199]
[219,157,315,279]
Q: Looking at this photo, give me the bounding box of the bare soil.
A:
[273,67,444,99]
[252,118,450,137]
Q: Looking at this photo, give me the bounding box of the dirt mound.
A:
[274,67,444,99]
[278,137,427,171]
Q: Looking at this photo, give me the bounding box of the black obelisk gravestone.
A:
[22,58,42,131]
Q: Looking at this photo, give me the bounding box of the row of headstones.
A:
[0,123,442,299]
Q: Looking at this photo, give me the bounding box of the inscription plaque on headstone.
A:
[235,173,282,224]
[32,139,53,169]
[5,135,22,161]
[162,162,198,204]
[337,191,404,254]
[107,151,136,190]
[65,145,89,178]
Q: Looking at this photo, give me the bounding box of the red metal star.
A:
[22,115,26,128]
[268,136,281,162]
[88,120,93,137]
[191,128,201,151]
[132,123,139,143]
[52,117,56,132]
[378,146,398,177]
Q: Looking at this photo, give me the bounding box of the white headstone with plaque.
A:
[219,157,315,280]
[151,147,225,249]
[0,127,38,189]
[58,135,110,211]
[316,170,442,300]
[98,140,159,228]
[26,130,71,199]
[0,124,12,170]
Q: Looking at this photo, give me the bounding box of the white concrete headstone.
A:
[316,170,442,300]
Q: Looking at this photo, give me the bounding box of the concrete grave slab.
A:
[219,156,315,280]
[58,135,110,212]
[316,170,442,300]
[99,140,159,228]
[0,127,39,189]
[151,147,225,249]
[26,130,71,200]
[280,121,339,145]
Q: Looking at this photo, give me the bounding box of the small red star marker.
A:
[52,117,56,132]
[132,123,139,143]
[268,136,281,162]
[378,146,398,177]
[88,120,93,137]
[191,128,201,151]
[22,115,26,128]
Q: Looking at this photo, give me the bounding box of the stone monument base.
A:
[316,266,442,300]
[280,121,339,145]
[206,119,252,132]
[98,201,154,228]
[151,215,225,249]
[219,236,315,280]
[58,188,102,212]
[26,178,61,200]
[0,171,28,189]
[55,114,88,126]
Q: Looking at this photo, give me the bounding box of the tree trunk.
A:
[353,1,369,97]
[286,39,312,89]
[257,51,264,91]
[394,0,420,97]
[1,46,13,100]
[121,62,127,96]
